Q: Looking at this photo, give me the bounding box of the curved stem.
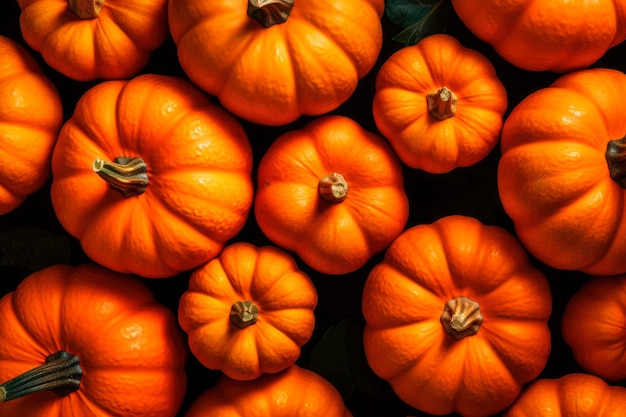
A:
[248,0,294,28]
[92,157,149,198]
[230,300,259,328]
[318,173,349,203]
[441,296,483,340]
[427,87,457,121]
[0,351,82,402]
[68,0,104,19]
[606,136,626,188]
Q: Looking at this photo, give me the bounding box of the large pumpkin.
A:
[168,0,385,126]
[0,35,63,215]
[0,263,187,417]
[254,115,409,275]
[17,0,169,81]
[178,242,318,381]
[362,215,552,417]
[372,33,507,174]
[498,68,626,275]
[451,0,626,72]
[51,74,254,278]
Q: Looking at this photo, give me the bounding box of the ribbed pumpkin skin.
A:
[168,0,385,125]
[0,35,63,215]
[497,68,626,275]
[451,0,626,72]
[0,263,187,417]
[362,215,552,417]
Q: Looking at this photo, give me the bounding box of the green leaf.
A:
[385,0,452,46]
[0,228,72,271]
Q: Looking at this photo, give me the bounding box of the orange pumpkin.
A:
[254,115,409,275]
[178,242,318,381]
[561,274,626,381]
[168,0,385,126]
[0,263,187,417]
[0,35,63,215]
[184,365,353,417]
[498,68,626,275]
[451,0,626,72]
[51,74,254,278]
[503,373,626,416]
[17,0,169,81]
[372,33,507,174]
[362,215,552,417]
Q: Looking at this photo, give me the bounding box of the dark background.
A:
[1,1,625,416]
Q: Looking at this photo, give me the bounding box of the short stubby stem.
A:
[0,351,82,402]
[248,0,294,28]
[318,173,349,203]
[606,136,626,188]
[230,300,259,328]
[441,296,483,340]
[426,87,457,121]
[92,156,149,198]
[68,0,104,19]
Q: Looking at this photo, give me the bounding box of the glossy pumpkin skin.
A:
[51,74,254,278]
[373,34,507,174]
[178,242,318,381]
[254,115,409,275]
[168,0,384,126]
[0,263,187,417]
[362,215,552,417]
[451,0,626,72]
[504,373,626,416]
[184,365,353,417]
[561,275,626,381]
[17,0,169,81]
[0,35,63,215]
[498,68,626,275]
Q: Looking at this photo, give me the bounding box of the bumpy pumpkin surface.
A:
[498,68,626,275]
[168,0,385,125]
[51,74,254,278]
[178,242,318,381]
[373,33,507,174]
[0,263,187,417]
[362,215,552,417]
[0,35,63,215]
[451,0,626,72]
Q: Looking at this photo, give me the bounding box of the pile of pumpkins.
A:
[1,0,626,416]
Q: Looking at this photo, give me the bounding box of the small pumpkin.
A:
[168,0,385,126]
[451,0,626,72]
[254,115,409,275]
[362,215,552,417]
[498,68,626,275]
[561,274,626,381]
[0,35,63,215]
[17,0,169,81]
[51,73,254,278]
[503,373,626,416]
[184,365,352,417]
[0,263,187,417]
[178,242,318,381]
[372,33,507,174]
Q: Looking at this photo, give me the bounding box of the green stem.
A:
[92,157,149,198]
[247,0,294,28]
[606,136,626,188]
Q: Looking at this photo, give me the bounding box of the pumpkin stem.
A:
[68,0,104,19]
[318,173,349,204]
[606,136,626,188]
[0,351,82,402]
[247,0,294,28]
[441,296,483,340]
[92,157,149,198]
[427,87,457,121]
[230,300,259,328]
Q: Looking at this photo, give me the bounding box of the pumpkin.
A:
[254,115,409,275]
[561,274,626,381]
[372,33,508,174]
[503,373,626,416]
[184,365,352,417]
[50,73,254,278]
[17,0,169,81]
[178,242,318,381]
[0,263,187,417]
[167,0,385,126]
[450,0,626,72]
[497,68,626,276]
[0,35,63,215]
[362,215,552,417]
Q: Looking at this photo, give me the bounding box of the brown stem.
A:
[68,0,104,19]
[606,136,626,188]
[318,173,349,203]
[426,87,457,121]
[441,296,483,340]
[92,157,149,198]
[0,351,82,402]
[248,0,294,28]
[230,301,259,328]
